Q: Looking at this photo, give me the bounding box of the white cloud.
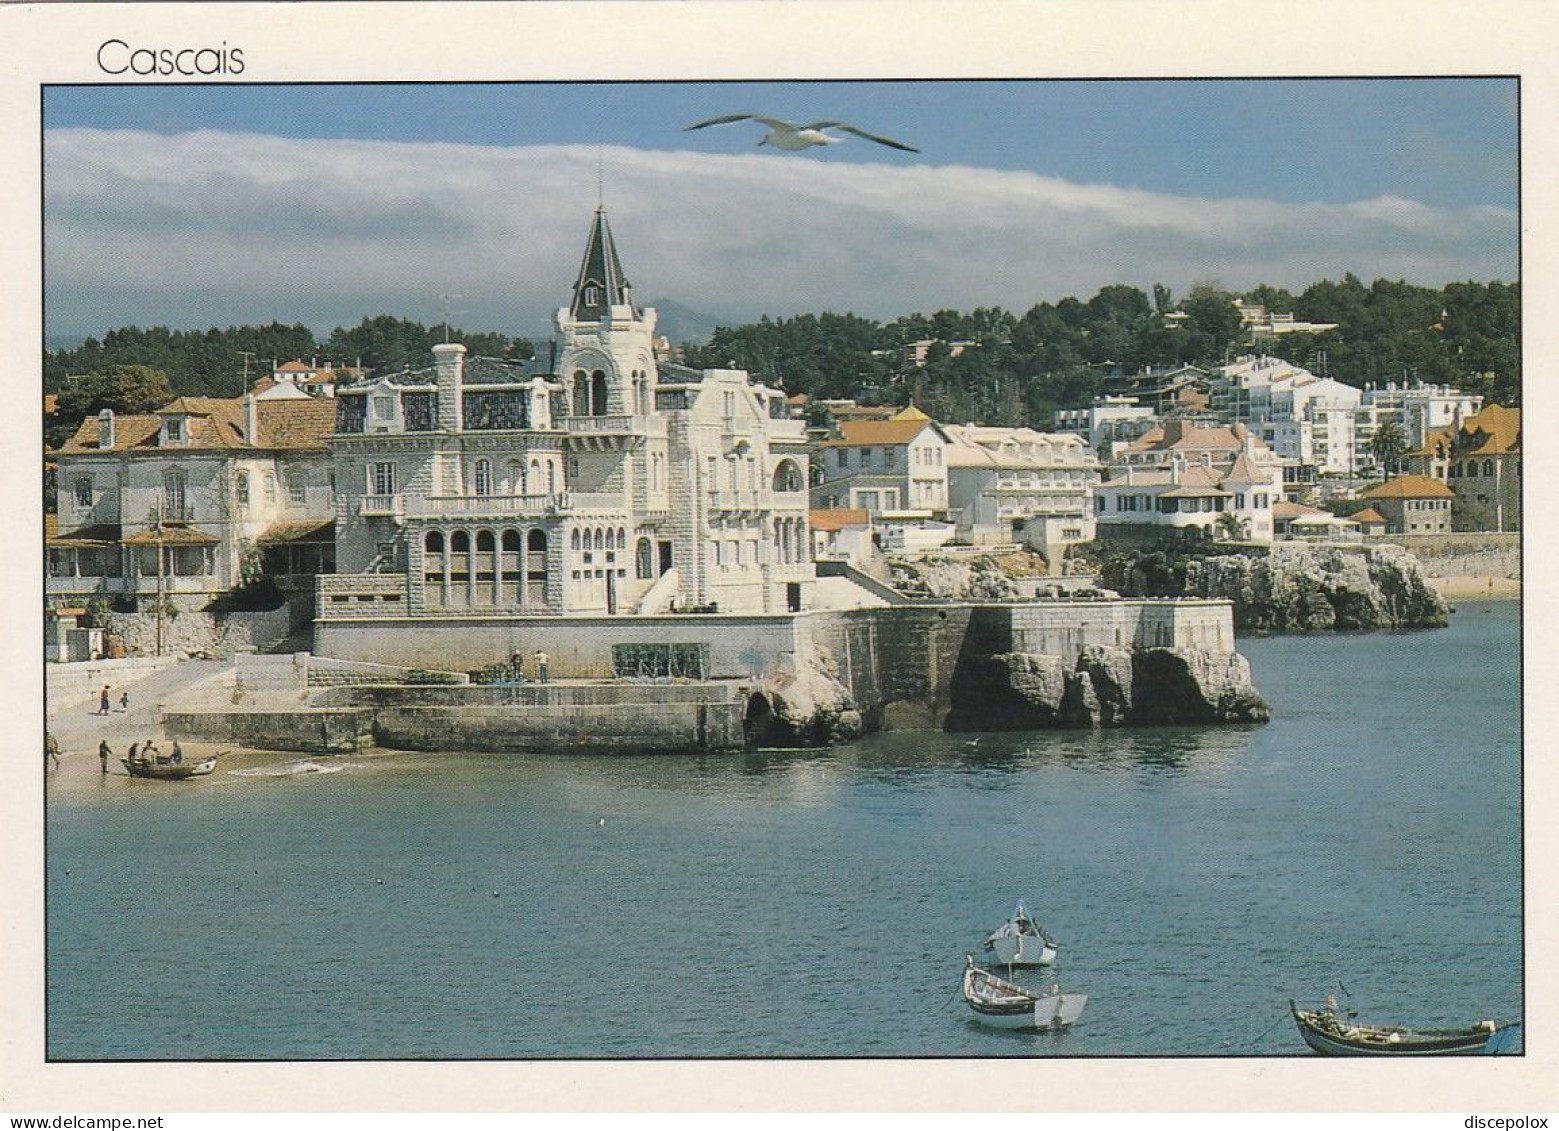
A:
[45,128,1518,338]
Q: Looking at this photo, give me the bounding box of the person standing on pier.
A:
[535,650,550,684]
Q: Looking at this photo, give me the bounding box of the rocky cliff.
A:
[945,644,1270,731]
[1102,543,1448,631]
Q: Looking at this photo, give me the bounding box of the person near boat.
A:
[99,740,112,774]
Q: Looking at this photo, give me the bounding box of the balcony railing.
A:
[565,414,667,438]
[402,490,627,519]
[359,494,404,518]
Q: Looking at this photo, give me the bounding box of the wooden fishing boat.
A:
[983,902,1059,967]
[1290,1000,1518,1056]
[962,957,1086,1031]
[122,755,217,780]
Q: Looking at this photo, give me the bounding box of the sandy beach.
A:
[1427,575,1521,601]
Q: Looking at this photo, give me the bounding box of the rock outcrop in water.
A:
[762,643,864,746]
[945,644,1270,730]
[1102,543,1448,631]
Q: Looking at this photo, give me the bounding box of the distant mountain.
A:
[643,298,723,347]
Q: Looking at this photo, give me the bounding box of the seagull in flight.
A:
[684,114,919,154]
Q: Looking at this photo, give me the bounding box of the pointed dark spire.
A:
[569,207,634,322]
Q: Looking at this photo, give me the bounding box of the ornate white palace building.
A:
[323,208,816,620]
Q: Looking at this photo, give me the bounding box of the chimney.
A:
[245,393,259,446]
[98,408,115,450]
[433,342,467,431]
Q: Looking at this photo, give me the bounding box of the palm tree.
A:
[1369,419,1408,478]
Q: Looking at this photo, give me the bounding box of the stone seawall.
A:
[292,597,1266,750]
[163,707,375,754]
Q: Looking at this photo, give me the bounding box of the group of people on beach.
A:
[47,733,184,774]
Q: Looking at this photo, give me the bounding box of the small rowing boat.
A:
[122,755,217,780]
[1290,999,1519,1056]
[962,957,1086,1031]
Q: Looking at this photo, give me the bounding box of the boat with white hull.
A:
[983,902,1058,967]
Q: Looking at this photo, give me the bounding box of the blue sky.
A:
[44,79,1519,339]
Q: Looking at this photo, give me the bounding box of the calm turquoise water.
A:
[46,602,1522,1059]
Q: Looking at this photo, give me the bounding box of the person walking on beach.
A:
[46,732,61,771]
[119,690,129,712]
[534,650,550,684]
[98,686,111,715]
[98,739,112,774]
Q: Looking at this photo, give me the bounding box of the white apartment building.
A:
[1053,395,1159,456]
[813,408,952,516]
[943,424,1098,550]
[324,208,815,618]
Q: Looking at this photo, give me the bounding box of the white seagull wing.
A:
[684,114,798,132]
[805,121,919,153]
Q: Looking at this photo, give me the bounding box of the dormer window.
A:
[583,284,601,307]
[164,417,185,444]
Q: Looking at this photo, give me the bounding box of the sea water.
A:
[44,602,1521,1059]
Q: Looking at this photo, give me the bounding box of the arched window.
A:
[235,471,250,507]
[772,459,804,492]
[605,528,616,551]
[476,529,496,552]
[507,460,526,496]
[636,537,653,579]
[593,528,605,551]
[264,473,277,505]
[425,531,444,553]
[591,370,609,416]
[1483,459,1495,477]
[571,529,581,551]
[572,370,590,417]
[162,469,188,519]
[450,530,470,553]
[502,529,521,552]
[548,460,557,493]
[474,459,493,497]
[617,527,628,550]
[527,529,547,553]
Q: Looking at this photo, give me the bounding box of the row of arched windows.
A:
[567,366,653,418]
[773,516,806,565]
[421,527,550,609]
[1450,459,1506,479]
[571,526,629,552]
[467,457,559,497]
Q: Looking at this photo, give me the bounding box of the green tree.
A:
[50,365,174,448]
[1369,418,1408,477]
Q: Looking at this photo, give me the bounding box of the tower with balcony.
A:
[321,207,814,622]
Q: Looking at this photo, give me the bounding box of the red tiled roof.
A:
[1362,474,1455,500]
[1349,507,1387,524]
[824,419,941,448]
[59,395,332,453]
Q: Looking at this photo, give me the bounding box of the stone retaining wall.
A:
[162,707,375,754]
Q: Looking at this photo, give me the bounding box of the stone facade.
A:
[325,208,813,619]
